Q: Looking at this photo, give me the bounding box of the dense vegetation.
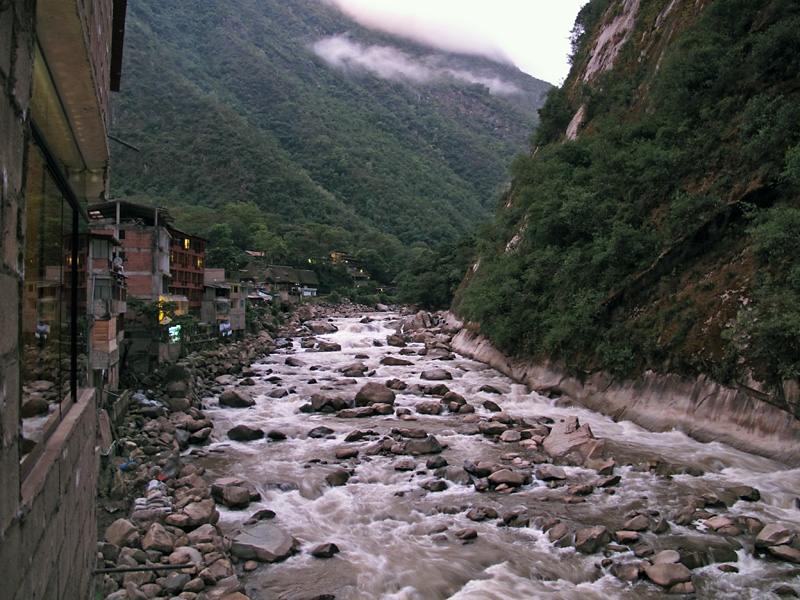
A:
[457,0,800,392]
[110,0,550,287]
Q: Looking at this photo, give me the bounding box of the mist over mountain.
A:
[109,0,550,278]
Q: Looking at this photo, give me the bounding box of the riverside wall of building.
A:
[0,1,102,598]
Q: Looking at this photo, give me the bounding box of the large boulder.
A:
[105,519,138,547]
[355,382,396,407]
[381,356,413,366]
[421,369,452,381]
[755,524,794,547]
[542,416,595,458]
[644,563,692,587]
[488,469,526,488]
[227,424,264,441]
[307,321,338,335]
[142,522,174,553]
[404,434,443,455]
[231,524,297,563]
[574,526,611,554]
[219,390,255,408]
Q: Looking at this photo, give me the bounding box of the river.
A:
[193,311,800,600]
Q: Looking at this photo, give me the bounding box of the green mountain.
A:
[109,0,550,280]
[455,0,800,411]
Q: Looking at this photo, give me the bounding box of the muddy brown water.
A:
[193,312,800,600]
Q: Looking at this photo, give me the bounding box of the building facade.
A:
[0,1,126,598]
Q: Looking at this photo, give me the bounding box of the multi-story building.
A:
[202,268,248,338]
[89,200,175,303]
[169,228,206,316]
[0,0,127,598]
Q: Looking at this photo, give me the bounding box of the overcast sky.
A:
[323,0,587,85]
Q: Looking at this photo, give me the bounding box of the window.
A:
[21,136,87,476]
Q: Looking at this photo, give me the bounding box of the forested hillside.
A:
[109,0,550,286]
[456,0,800,408]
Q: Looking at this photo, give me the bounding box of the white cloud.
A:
[313,35,522,95]
[322,0,587,85]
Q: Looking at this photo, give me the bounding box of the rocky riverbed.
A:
[97,304,800,600]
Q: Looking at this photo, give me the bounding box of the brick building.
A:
[169,228,206,316]
[0,0,127,599]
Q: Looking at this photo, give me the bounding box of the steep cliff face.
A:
[455,0,800,425]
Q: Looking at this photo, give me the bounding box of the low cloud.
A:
[313,36,521,96]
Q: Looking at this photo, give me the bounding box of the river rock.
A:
[285,356,307,367]
[338,407,375,418]
[311,543,340,558]
[318,341,342,352]
[421,369,452,381]
[228,424,264,441]
[355,382,396,406]
[424,456,446,469]
[21,396,49,417]
[308,426,335,438]
[651,549,681,564]
[416,401,442,415]
[180,499,219,528]
[404,434,443,455]
[466,506,498,521]
[611,562,641,582]
[204,576,246,600]
[500,430,522,443]
[730,485,761,502]
[574,526,611,554]
[768,545,800,564]
[478,421,508,436]
[644,563,692,587]
[104,518,138,547]
[437,465,472,486]
[381,356,413,366]
[386,378,408,390]
[335,447,359,459]
[535,465,567,481]
[422,479,448,492]
[231,523,296,562]
[455,528,478,540]
[215,374,237,386]
[168,546,204,566]
[756,524,794,547]
[488,469,526,488]
[325,468,351,487]
[542,416,595,459]
[387,334,406,347]
[394,458,417,471]
[142,522,174,553]
[623,514,650,532]
[306,320,338,334]
[483,399,502,412]
[219,390,255,408]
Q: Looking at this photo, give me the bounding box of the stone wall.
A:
[450,324,800,467]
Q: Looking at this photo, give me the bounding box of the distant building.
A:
[202,268,247,338]
[169,228,206,317]
[263,266,319,304]
[89,200,176,303]
[85,233,126,390]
